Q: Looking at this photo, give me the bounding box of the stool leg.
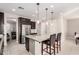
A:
[49,45,51,55]
[46,43,48,52]
[59,41,61,51]
[41,42,43,55]
[57,41,58,53]
[54,44,55,55]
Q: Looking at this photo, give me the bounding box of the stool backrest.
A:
[57,33,61,41]
[74,32,76,36]
[50,34,56,46]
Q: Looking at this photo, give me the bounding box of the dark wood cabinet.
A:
[25,37,29,52]
[0,12,4,34]
[18,17,36,44]
[31,21,36,29]
[18,17,31,44]
[19,17,31,25]
[0,12,4,55]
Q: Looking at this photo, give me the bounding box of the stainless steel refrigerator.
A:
[22,25,31,43]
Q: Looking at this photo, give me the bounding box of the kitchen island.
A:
[0,35,4,55]
[25,35,50,55]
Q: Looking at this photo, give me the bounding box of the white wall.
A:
[6,23,16,33]
[49,20,57,34]
[66,19,79,39]
[63,8,79,40]
[57,19,61,33]
[36,20,58,35]
[6,23,11,34]
[11,23,16,32]
[40,22,47,35]
[55,14,67,44]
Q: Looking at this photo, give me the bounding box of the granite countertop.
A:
[25,34,50,42]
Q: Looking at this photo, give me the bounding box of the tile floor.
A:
[3,38,79,55]
[3,40,31,55]
[58,39,79,55]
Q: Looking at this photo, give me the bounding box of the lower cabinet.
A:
[25,37,41,55]
[29,39,35,54]
[25,37,35,54]
[0,41,4,55]
[25,37,29,52]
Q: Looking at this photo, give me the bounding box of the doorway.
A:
[6,18,16,43]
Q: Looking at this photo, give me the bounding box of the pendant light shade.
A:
[36,3,40,5]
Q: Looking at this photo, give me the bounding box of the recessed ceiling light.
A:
[12,9,16,11]
[50,5,54,8]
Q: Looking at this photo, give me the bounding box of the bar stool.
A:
[41,34,56,55]
[55,33,61,53]
[74,32,79,45]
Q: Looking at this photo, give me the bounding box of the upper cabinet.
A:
[18,17,31,44]
[18,17,31,25]
[31,21,36,29]
[18,17,36,29]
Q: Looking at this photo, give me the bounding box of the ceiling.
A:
[7,20,16,24]
[0,3,79,20]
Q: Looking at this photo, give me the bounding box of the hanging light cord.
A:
[36,3,40,21]
[45,8,48,21]
[51,11,53,20]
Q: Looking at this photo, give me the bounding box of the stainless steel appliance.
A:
[22,25,31,43]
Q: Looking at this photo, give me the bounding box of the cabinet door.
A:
[18,17,31,44]
[0,12,4,34]
[25,37,29,52]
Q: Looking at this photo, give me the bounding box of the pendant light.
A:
[45,8,48,21]
[36,3,40,23]
[45,8,48,34]
[45,8,48,25]
[36,3,40,35]
[50,4,54,21]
